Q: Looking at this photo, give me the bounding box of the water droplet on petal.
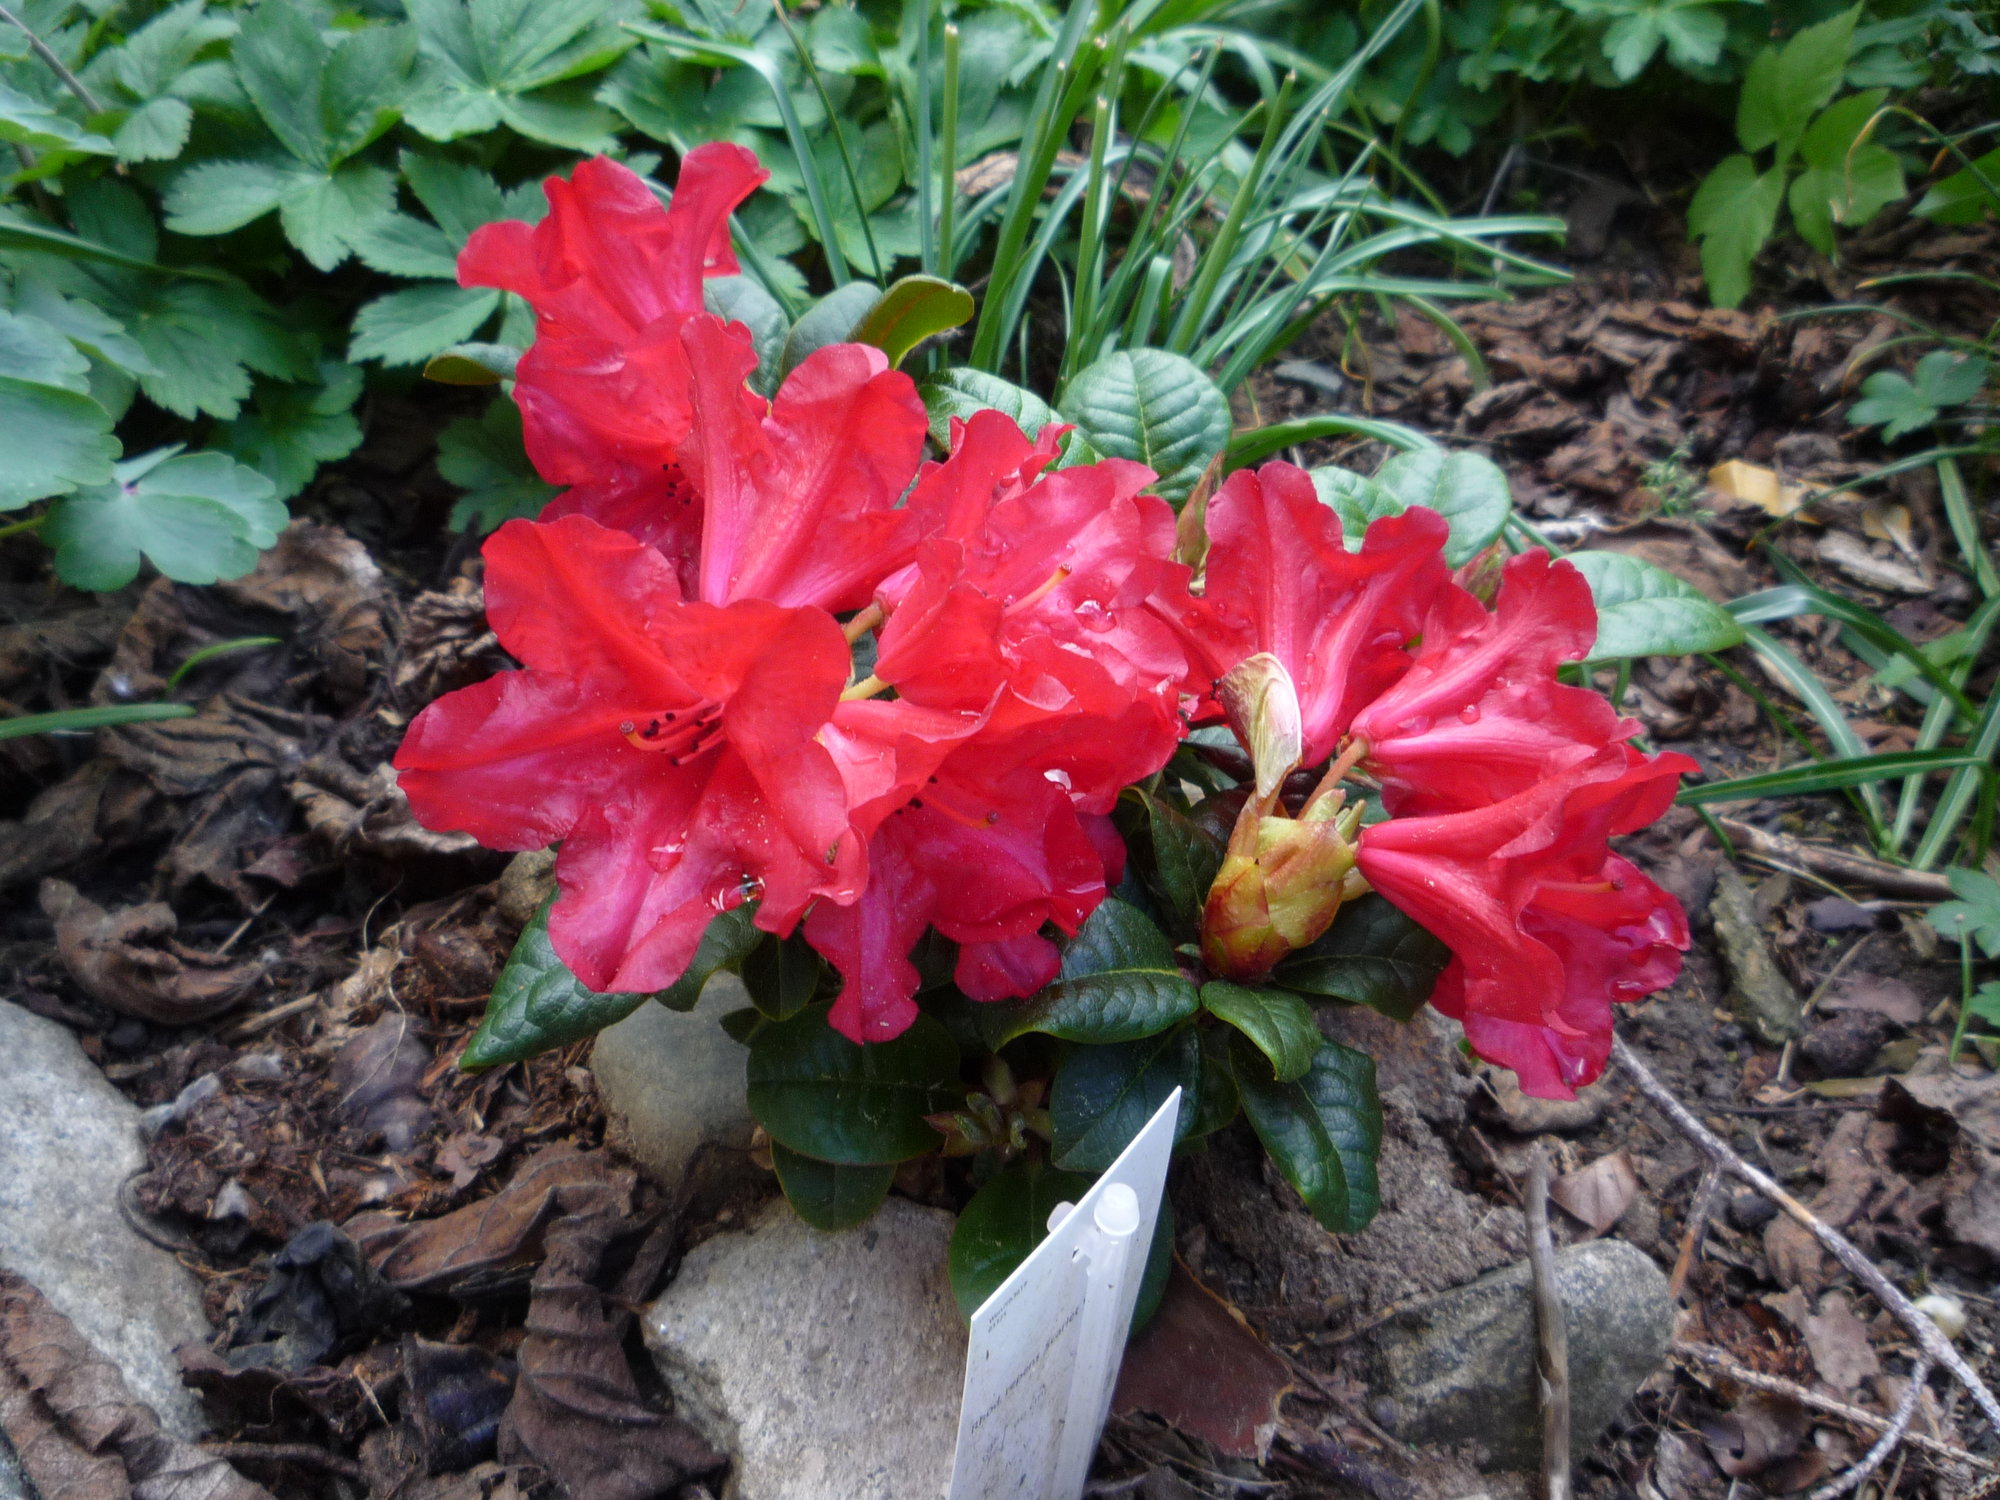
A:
[1458,704,1481,724]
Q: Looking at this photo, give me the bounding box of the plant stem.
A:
[0,3,104,115]
[1950,939,1975,1065]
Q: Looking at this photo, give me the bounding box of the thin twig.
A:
[1526,1146,1570,1500]
[1672,1344,1995,1475]
[1613,1036,2000,1436]
[199,1441,364,1479]
[1714,817,1953,901]
[1668,1164,1724,1303]
[0,3,103,115]
[1807,1359,1932,1500]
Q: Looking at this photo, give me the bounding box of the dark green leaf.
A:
[1185,1025,1241,1141]
[1233,1033,1382,1233]
[351,285,502,367]
[1915,147,2000,225]
[1050,1025,1199,1173]
[1201,982,1318,1083]
[1133,787,1224,939]
[462,899,648,1067]
[746,1003,961,1164]
[215,361,364,500]
[741,930,823,1021]
[424,341,521,385]
[1060,349,1231,504]
[655,903,764,1011]
[771,1143,894,1230]
[1272,895,1450,1022]
[949,1159,1094,1317]
[975,900,1199,1048]
[851,275,974,370]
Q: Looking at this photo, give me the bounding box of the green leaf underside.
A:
[851,275,974,369]
[1061,349,1230,504]
[778,281,881,380]
[1272,895,1452,1022]
[463,900,648,1067]
[975,899,1199,1048]
[1201,982,1319,1082]
[771,1143,894,1231]
[1233,1032,1383,1234]
[1565,550,1747,658]
[747,1003,960,1165]
[1050,1024,1199,1173]
[949,1160,1094,1318]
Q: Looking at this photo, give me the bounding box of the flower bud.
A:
[1200,782,1363,980]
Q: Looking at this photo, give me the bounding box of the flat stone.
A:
[0,1001,211,1438]
[591,976,758,1188]
[1357,1238,1674,1471]
[644,1196,967,1500]
[0,1435,26,1500]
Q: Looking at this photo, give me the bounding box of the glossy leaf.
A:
[1272,894,1451,1022]
[654,903,764,1011]
[704,275,789,396]
[1201,982,1318,1082]
[746,1003,961,1165]
[1565,550,1747,658]
[1132,788,1225,939]
[1061,349,1231,503]
[462,899,649,1067]
[948,1159,1093,1317]
[771,1143,894,1231]
[975,899,1200,1048]
[1050,1024,1200,1173]
[741,930,823,1021]
[1233,1032,1382,1233]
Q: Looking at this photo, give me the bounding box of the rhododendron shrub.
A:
[401,151,1691,1270]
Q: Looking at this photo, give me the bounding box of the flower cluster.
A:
[397,149,1689,1100]
[399,148,1193,1044]
[1176,464,1692,1096]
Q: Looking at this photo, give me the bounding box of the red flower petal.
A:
[678,317,929,609]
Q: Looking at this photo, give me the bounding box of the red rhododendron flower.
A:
[460,148,766,566]
[394,515,868,992]
[1350,549,1639,815]
[1354,746,1693,1096]
[804,412,1194,1040]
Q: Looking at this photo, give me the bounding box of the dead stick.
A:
[1667,1164,1724,1304]
[1673,1344,1995,1475]
[199,1442,364,1479]
[1526,1147,1570,1500]
[1715,818,1952,901]
[1808,1360,1931,1500]
[1613,1036,2000,1435]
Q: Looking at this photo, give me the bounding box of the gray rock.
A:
[0,1435,27,1500]
[1357,1238,1673,1471]
[0,1001,211,1439]
[644,1196,967,1500]
[592,976,757,1187]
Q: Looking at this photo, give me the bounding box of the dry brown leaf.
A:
[1820,975,1926,1026]
[1817,531,1931,594]
[1549,1149,1640,1235]
[347,1145,623,1297]
[1700,1391,1809,1476]
[40,879,263,1024]
[1112,1265,1293,1461]
[0,1270,272,1500]
[1802,1290,1881,1394]
[1894,1070,2000,1259]
[1764,1114,1879,1292]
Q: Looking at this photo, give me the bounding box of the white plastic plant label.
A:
[945,1088,1182,1500]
